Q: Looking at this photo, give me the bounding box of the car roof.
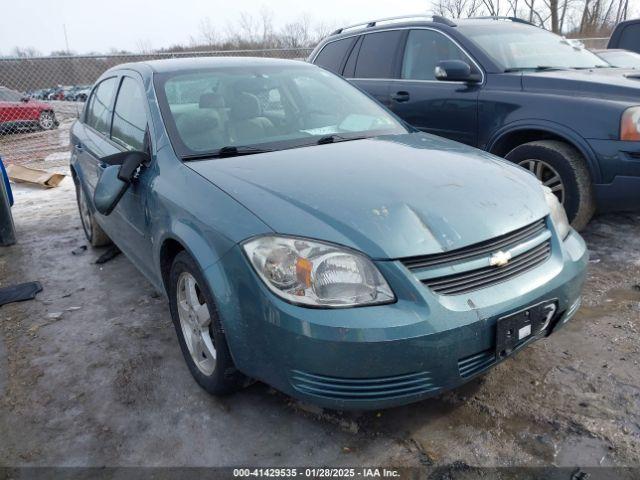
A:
[108,56,309,76]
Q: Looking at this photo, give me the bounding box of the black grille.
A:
[401,219,547,271]
[422,239,551,295]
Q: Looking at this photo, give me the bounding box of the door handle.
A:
[74,142,84,151]
[391,91,410,103]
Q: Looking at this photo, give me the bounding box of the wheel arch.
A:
[487,122,602,183]
[156,222,235,296]
[159,237,186,295]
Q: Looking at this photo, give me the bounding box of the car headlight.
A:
[243,236,395,308]
[543,187,570,240]
[621,106,640,141]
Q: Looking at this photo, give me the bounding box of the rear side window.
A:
[314,38,355,74]
[85,77,117,135]
[618,24,640,51]
[112,77,147,151]
[354,31,404,78]
[402,29,474,80]
[343,36,363,77]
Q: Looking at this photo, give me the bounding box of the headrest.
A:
[199,93,225,109]
[230,93,261,121]
[176,110,219,135]
[233,77,269,94]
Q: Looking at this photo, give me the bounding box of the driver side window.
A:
[402,30,475,81]
[85,77,117,135]
[111,77,148,151]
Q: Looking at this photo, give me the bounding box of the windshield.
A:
[155,64,407,157]
[459,24,610,71]
[0,88,22,102]
[597,50,640,69]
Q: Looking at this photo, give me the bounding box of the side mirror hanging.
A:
[93,150,149,215]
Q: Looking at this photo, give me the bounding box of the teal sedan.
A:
[70,58,587,409]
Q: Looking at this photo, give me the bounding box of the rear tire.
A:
[505,140,595,230]
[75,181,111,247]
[168,251,245,396]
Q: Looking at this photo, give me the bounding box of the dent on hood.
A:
[370,203,462,253]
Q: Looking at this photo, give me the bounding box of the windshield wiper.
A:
[504,66,566,73]
[182,145,273,161]
[572,65,615,69]
[317,134,368,145]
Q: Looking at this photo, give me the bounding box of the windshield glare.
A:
[460,25,610,71]
[156,65,407,157]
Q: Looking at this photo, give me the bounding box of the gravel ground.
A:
[0,127,639,470]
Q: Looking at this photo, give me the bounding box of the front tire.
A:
[168,251,245,395]
[38,111,57,130]
[75,181,112,247]
[505,140,595,230]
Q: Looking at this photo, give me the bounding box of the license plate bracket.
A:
[496,301,557,358]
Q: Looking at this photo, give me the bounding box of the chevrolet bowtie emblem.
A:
[490,250,512,267]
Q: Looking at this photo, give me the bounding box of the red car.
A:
[0,86,58,133]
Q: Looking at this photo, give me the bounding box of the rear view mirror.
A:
[435,60,481,83]
[93,151,148,215]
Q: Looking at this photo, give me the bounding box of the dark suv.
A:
[608,18,640,54]
[309,16,640,229]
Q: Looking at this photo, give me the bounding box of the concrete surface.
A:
[0,162,639,468]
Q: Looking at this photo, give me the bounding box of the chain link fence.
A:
[0,48,313,168]
[0,39,612,169]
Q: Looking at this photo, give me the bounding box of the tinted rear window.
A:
[619,24,640,52]
[354,31,404,78]
[314,38,355,74]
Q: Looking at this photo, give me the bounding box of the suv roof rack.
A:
[331,14,456,35]
[469,16,536,26]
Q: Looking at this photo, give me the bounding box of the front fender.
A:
[487,120,602,183]
[154,220,237,285]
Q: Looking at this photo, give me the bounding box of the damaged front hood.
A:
[188,133,548,259]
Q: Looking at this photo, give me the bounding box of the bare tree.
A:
[198,17,218,46]
[135,39,153,54]
[10,46,42,58]
[433,0,483,18]
[311,21,339,43]
[280,15,313,48]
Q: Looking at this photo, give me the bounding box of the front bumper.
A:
[588,139,640,212]
[205,229,588,410]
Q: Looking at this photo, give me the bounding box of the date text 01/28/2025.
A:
[232,468,401,477]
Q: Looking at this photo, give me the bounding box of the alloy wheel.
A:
[518,159,566,204]
[39,112,55,130]
[176,272,216,376]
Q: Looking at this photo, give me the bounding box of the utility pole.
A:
[63,23,70,54]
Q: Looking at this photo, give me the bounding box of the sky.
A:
[0,0,430,56]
